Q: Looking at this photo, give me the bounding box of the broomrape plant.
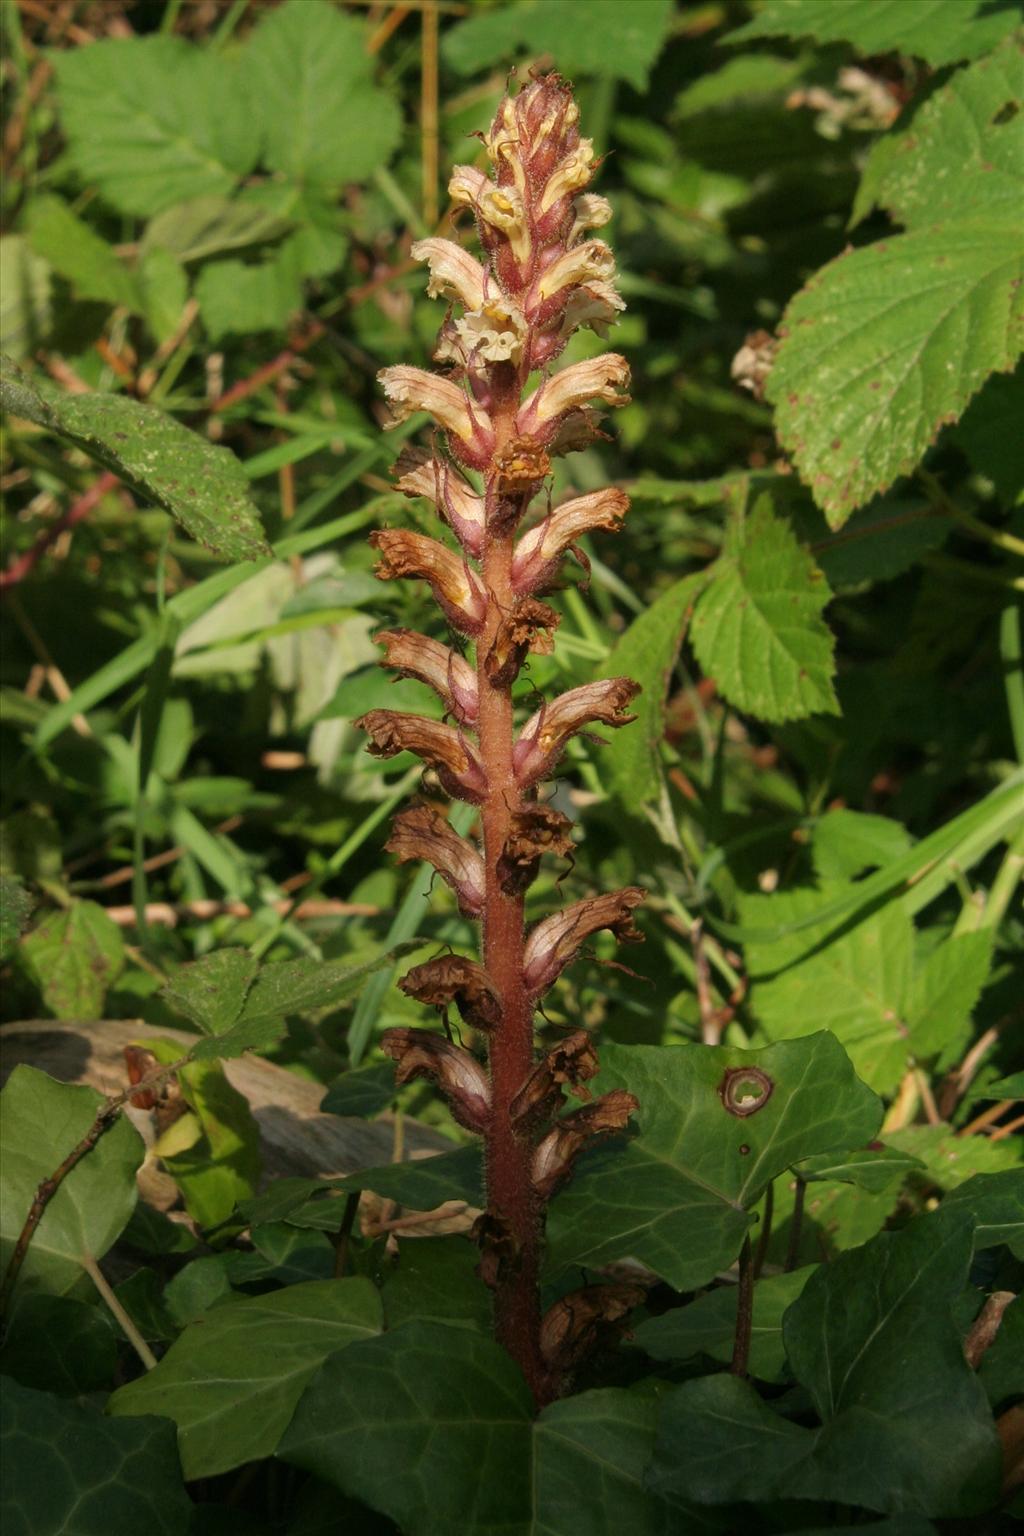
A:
[356,73,643,1403]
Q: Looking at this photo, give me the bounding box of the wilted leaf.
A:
[109,1278,382,1478]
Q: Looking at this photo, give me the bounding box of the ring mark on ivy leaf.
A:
[720,1067,774,1118]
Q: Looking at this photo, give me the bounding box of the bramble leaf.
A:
[690,497,838,721]
[19,900,124,1020]
[443,0,675,88]
[727,0,1021,67]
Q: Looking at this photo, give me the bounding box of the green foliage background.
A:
[0,1,1022,1532]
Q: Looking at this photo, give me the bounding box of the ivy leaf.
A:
[0,357,270,562]
[0,1378,191,1536]
[443,0,675,88]
[942,1169,1024,1256]
[888,1122,1024,1190]
[335,1144,485,1209]
[0,1066,143,1302]
[0,1293,117,1396]
[320,1060,398,1118]
[379,1237,493,1334]
[726,0,1021,67]
[242,0,401,187]
[50,37,257,217]
[280,1323,683,1535]
[596,572,705,812]
[546,1034,881,1290]
[690,497,838,722]
[767,221,1024,525]
[794,1144,925,1192]
[633,1265,817,1382]
[649,1210,1002,1517]
[108,1278,382,1479]
[19,899,124,1020]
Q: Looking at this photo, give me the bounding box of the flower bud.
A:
[380,1027,491,1134]
[394,445,485,557]
[511,488,629,595]
[513,678,640,788]
[523,886,646,995]
[374,629,478,725]
[532,1090,639,1199]
[370,528,488,635]
[355,710,487,803]
[399,954,501,1032]
[385,803,485,917]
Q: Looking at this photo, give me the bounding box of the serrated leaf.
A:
[908,930,993,1059]
[242,0,401,187]
[280,1322,682,1536]
[546,1034,881,1290]
[141,193,295,265]
[888,1122,1023,1189]
[595,572,705,811]
[633,1265,816,1382]
[162,947,257,1036]
[1,357,270,562]
[812,808,914,881]
[649,1210,1002,1516]
[690,497,837,722]
[726,0,1020,67]
[109,1278,382,1479]
[0,875,33,962]
[20,899,124,1019]
[443,0,674,88]
[853,39,1024,229]
[143,1045,260,1230]
[767,222,1024,524]
[0,1378,191,1536]
[51,36,256,217]
[25,196,140,312]
[0,1066,143,1302]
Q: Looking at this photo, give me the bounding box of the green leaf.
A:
[978,1294,1023,1409]
[161,948,258,1036]
[380,1236,492,1333]
[675,53,805,116]
[0,1377,192,1536]
[808,497,953,589]
[136,246,188,345]
[443,0,675,88]
[633,1265,817,1382]
[888,1121,1023,1188]
[966,1070,1024,1101]
[0,357,270,562]
[649,1211,1002,1516]
[766,222,1024,525]
[19,899,124,1020]
[907,930,993,1059]
[726,0,1021,67]
[794,1144,925,1192]
[109,1277,382,1479]
[336,1144,485,1210]
[690,497,838,722]
[942,1169,1024,1255]
[242,0,402,187]
[0,235,51,358]
[141,193,294,265]
[151,1052,261,1230]
[25,195,141,312]
[0,875,33,962]
[320,1060,398,1118]
[811,809,914,882]
[51,36,257,216]
[546,1034,881,1289]
[953,365,1024,505]
[853,39,1024,229]
[742,889,916,1094]
[281,1323,683,1535]
[0,1066,143,1300]
[0,1293,117,1395]
[596,572,705,811]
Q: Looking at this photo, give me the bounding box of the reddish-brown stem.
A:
[477,399,549,1403]
[0,469,119,594]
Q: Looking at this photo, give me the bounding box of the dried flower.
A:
[385,803,485,917]
[374,629,478,725]
[532,1090,639,1199]
[394,445,485,557]
[380,1028,491,1133]
[511,488,629,594]
[523,887,646,995]
[513,678,640,788]
[398,954,501,1032]
[355,710,487,803]
[497,803,574,895]
[370,528,488,635]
